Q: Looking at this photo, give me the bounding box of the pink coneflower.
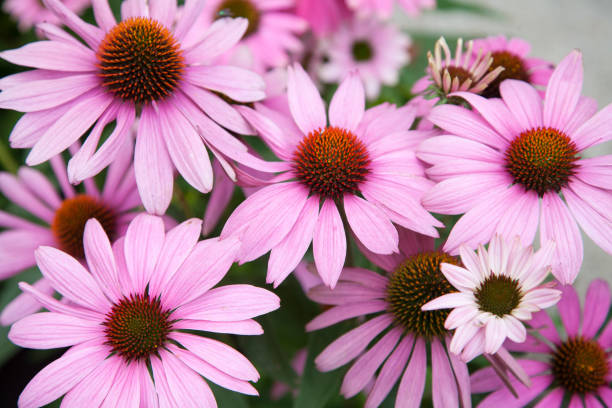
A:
[412,37,504,100]
[418,50,612,284]
[316,16,412,99]
[196,0,307,71]
[346,0,435,18]
[223,65,441,288]
[295,0,350,37]
[472,35,554,98]
[306,229,472,407]
[3,0,90,32]
[422,235,561,359]
[0,0,278,215]
[471,279,612,407]
[0,147,140,325]
[9,214,280,407]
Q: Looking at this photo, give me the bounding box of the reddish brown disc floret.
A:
[481,51,530,98]
[552,337,609,394]
[215,0,260,38]
[292,126,371,200]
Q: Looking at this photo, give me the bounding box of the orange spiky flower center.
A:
[97,17,185,104]
[481,51,530,98]
[51,195,117,260]
[292,126,371,199]
[552,337,609,394]
[103,293,172,362]
[505,127,579,196]
[215,0,260,38]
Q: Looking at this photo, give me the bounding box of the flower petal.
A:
[123,214,165,294]
[9,312,100,349]
[543,50,583,131]
[313,199,347,289]
[582,279,611,337]
[329,72,364,132]
[344,194,398,255]
[287,63,326,135]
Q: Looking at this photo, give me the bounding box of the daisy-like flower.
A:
[346,0,435,18]
[316,16,412,99]
[0,145,140,325]
[9,214,280,407]
[295,0,350,37]
[472,35,554,98]
[412,37,504,100]
[196,0,307,71]
[471,279,612,407]
[0,0,278,215]
[418,50,612,284]
[3,0,90,32]
[307,229,483,407]
[422,235,562,359]
[224,65,442,288]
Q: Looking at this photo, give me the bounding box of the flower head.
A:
[0,0,275,215]
[418,50,612,284]
[224,65,441,288]
[471,279,612,407]
[422,235,561,359]
[8,214,280,407]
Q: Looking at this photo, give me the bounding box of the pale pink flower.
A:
[223,65,441,288]
[295,0,350,36]
[347,0,435,18]
[0,144,140,325]
[471,279,612,408]
[472,35,554,98]
[412,37,504,100]
[418,50,612,284]
[196,0,307,71]
[9,214,280,407]
[316,16,412,99]
[3,0,90,32]
[0,0,278,215]
[423,235,561,359]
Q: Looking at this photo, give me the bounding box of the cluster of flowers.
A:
[0,0,611,407]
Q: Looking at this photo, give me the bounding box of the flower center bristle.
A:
[386,252,460,338]
[505,127,579,196]
[103,293,172,362]
[215,0,260,38]
[474,275,522,317]
[352,40,373,61]
[97,17,185,104]
[552,337,609,394]
[293,126,371,200]
[481,51,529,98]
[51,195,117,260]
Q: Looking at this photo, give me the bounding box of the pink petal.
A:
[393,337,425,408]
[503,315,527,343]
[418,135,504,164]
[267,195,319,287]
[0,172,54,222]
[315,314,392,372]
[431,338,459,408]
[576,156,612,190]
[582,279,611,337]
[235,105,295,160]
[573,102,612,150]
[17,282,101,322]
[35,246,110,312]
[539,192,583,284]
[447,337,471,408]
[41,0,104,48]
[494,189,540,247]
[564,184,612,255]
[543,50,583,131]
[484,317,508,354]
[203,166,235,235]
[564,96,598,137]
[478,374,553,408]
[83,219,122,304]
[18,339,109,408]
[306,300,388,331]
[9,312,100,349]
[185,65,265,102]
[0,41,96,72]
[313,199,347,288]
[287,63,326,135]
[173,319,263,335]
[9,105,74,148]
[172,0,205,41]
[91,0,116,31]
[422,292,475,311]
[149,0,176,28]
[62,356,121,408]
[344,194,398,255]
[0,279,53,325]
[99,358,140,407]
[184,17,247,63]
[307,282,385,306]
[123,214,165,294]
[329,72,365,132]
[533,388,564,407]
[499,79,543,130]
[557,284,581,337]
[451,92,520,142]
[440,263,480,291]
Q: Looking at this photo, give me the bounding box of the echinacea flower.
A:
[418,50,612,284]
[196,0,307,71]
[8,214,280,407]
[422,235,561,359]
[0,0,278,215]
[224,65,441,288]
[471,279,612,407]
[316,16,412,99]
[0,146,140,325]
[472,35,554,98]
[3,0,90,32]
[346,0,435,18]
[412,37,504,100]
[307,229,479,407]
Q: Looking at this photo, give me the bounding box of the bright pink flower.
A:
[471,35,554,98]
[471,279,612,408]
[9,214,280,407]
[3,0,90,32]
[0,0,278,215]
[0,146,140,325]
[295,0,350,36]
[225,65,441,288]
[423,235,561,359]
[418,50,612,284]
[316,16,412,99]
[347,0,435,18]
[196,0,307,71]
